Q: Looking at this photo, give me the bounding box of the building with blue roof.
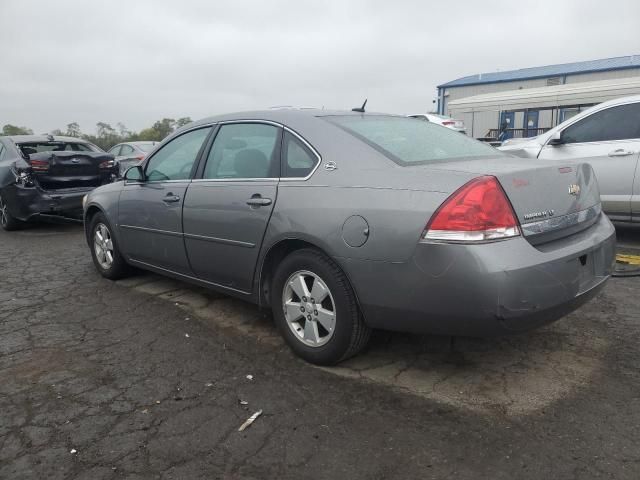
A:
[436,55,640,138]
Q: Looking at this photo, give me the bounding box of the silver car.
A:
[107,141,159,176]
[499,95,640,223]
[409,113,467,134]
[83,110,616,365]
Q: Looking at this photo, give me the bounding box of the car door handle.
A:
[162,194,181,203]
[608,149,635,157]
[246,196,272,207]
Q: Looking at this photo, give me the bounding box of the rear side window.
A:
[561,103,640,143]
[282,131,318,178]
[203,123,280,179]
[108,145,121,155]
[137,143,156,152]
[325,115,499,165]
[120,145,135,155]
[0,143,5,160]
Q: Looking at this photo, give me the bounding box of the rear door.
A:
[537,102,640,222]
[183,122,281,292]
[118,127,212,274]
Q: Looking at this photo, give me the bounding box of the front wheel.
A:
[271,248,371,365]
[88,213,130,280]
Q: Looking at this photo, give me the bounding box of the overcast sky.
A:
[1,0,639,134]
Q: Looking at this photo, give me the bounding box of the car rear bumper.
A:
[3,183,93,220]
[340,213,616,336]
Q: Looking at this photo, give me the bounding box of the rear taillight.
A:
[136,155,145,161]
[423,176,520,243]
[29,159,49,172]
[441,121,455,126]
[99,160,115,169]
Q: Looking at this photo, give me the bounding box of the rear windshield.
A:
[325,115,500,165]
[18,142,98,155]
[136,143,156,152]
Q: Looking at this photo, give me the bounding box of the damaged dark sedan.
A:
[0,135,117,230]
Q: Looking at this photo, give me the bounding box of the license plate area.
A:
[577,253,596,294]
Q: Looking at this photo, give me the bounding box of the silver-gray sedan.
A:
[83,110,616,365]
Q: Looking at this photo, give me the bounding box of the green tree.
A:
[2,124,33,135]
[151,118,176,140]
[136,128,160,141]
[66,122,81,137]
[175,117,193,128]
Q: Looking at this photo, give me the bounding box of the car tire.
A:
[271,248,371,365]
[0,192,24,231]
[88,212,130,280]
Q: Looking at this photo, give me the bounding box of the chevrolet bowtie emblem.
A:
[568,184,580,196]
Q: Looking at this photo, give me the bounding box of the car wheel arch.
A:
[257,238,367,325]
[84,205,107,244]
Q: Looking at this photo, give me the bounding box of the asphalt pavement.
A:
[1,222,639,479]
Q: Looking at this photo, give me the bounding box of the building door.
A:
[499,111,515,140]
[524,110,539,137]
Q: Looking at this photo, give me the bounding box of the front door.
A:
[183,122,281,292]
[499,111,515,140]
[538,102,640,222]
[118,126,212,273]
[524,110,539,137]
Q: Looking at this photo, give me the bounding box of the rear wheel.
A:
[0,193,24,231]
[271,248,371,365]
[89,212,130,280]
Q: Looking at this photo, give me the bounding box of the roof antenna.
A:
[352,98,367,113]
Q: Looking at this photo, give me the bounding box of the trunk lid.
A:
[419,157,601,244]
[27,151,116,189]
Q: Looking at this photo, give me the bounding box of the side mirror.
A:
[548,131,564,146]
[124,165,145,181]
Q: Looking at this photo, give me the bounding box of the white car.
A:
[409,113,466,134]
[499,95,640,223]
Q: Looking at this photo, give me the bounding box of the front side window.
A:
[145,127,211,181]
[562,103,640,143]
[282,131,318,178]
[203,123,280,179]
[325,115,500,166]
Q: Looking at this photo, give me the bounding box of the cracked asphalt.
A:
[1,222,640,479]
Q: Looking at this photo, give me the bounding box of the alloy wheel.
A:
[282,270,336,347]
[94,223,114,270]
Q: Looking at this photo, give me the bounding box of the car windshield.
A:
[136,143,156,152]
[325,115,499,165]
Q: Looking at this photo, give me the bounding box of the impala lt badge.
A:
[568,184,581,196]
[523,209,555,221]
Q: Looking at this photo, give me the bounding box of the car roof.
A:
[188,109,403,130]
[1,134,90,144]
